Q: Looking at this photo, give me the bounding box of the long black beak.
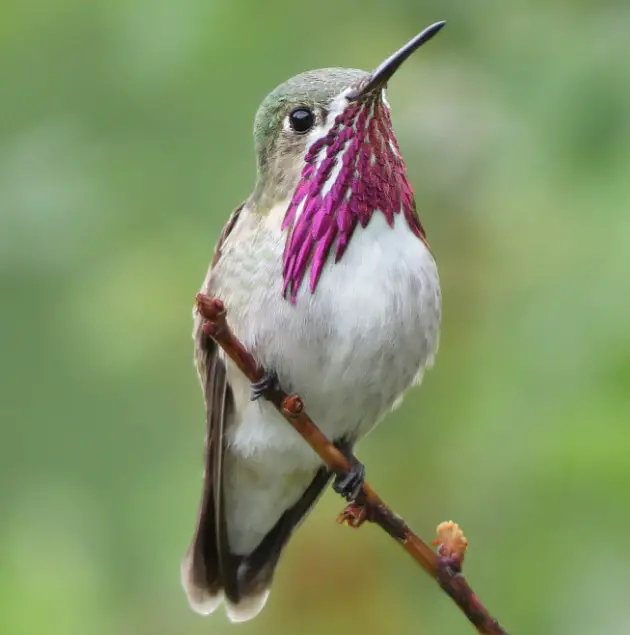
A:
[347,21,446,101]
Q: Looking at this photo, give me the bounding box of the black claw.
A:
[332,455,366,502]
[250,370,280,401]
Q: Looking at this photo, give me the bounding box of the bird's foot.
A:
[250,369,280,401]
[332,445,365,502]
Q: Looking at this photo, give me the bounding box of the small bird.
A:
[182,22,444,622]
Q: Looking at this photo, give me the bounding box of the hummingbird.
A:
[182,22,444,622]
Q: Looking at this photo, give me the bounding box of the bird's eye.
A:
[288,107,315,134]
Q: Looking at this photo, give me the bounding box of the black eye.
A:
[289,107,315,134]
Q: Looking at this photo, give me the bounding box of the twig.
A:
[196,292,508,635]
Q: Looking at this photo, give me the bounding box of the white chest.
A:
[202,202,441,467]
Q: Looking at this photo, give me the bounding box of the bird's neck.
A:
[278,100,426,303]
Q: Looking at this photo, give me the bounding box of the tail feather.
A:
[181,466,331,622]
[225,590,271,623]
[180,549,224,616]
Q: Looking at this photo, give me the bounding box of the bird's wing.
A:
[182,202,245,608]
[182,202,333,617]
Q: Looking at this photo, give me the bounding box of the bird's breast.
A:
[205,200,441,462]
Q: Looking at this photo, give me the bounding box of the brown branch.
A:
[196,293,508,635]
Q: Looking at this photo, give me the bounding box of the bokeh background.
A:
[2,1,630,634]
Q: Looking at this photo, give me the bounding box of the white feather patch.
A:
[225,590,271,623]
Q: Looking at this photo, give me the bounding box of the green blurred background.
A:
[2,1,630,633]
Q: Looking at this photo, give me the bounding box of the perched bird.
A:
[182,22,444,623]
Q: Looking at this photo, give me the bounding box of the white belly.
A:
[206,201,441,468]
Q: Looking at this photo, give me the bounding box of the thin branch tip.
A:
[195,292,224,317]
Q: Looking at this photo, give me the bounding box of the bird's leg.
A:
[332,440,366,502]
[250,369,281,401]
